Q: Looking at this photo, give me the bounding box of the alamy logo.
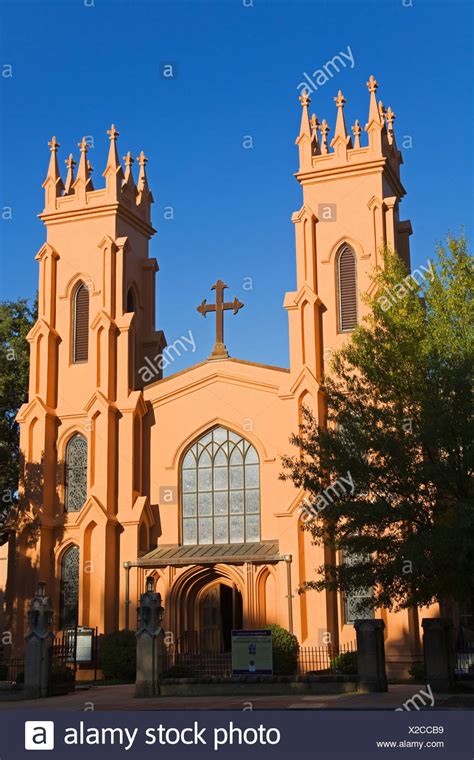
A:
[24,721,55,750]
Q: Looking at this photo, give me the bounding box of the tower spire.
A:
[103,124,124,197]
[330,90,351,158]
[64,153,76,195]
[319,119,330,155]
[42,136,65,208]
[385,106,396,146]
[122,151,138,200]
[296,90,313,170]
[332,91,349,141]
[136,150,153,219]
[365,75,383,154]
[351,119,362,149]
[75,138,90,182]
[310,113,320,156]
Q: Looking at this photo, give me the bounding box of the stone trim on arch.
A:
[166,418,272,471]
[322,235,368,265]
[59,271,99,301]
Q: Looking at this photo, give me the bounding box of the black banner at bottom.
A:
[0,710,472,758]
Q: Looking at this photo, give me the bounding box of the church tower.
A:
[285,76,412,408]
[12,127,165,643]
[284,77,413,653]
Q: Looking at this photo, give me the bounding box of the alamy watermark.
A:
[297,46,355,95]
[139,330,196,383]
[298,471,355,523]
[378,261,435,312]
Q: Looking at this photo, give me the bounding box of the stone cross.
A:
[197,279,244,359]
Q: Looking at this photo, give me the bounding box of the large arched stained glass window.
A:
[65,434,87,512]
[60,545,79,629]
[181,427,260,545]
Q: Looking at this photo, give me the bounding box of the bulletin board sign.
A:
[231,629,273,675]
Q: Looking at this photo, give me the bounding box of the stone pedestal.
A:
[135,584,165,698]
[24,583,55,699]
[421,618,455,692]
[354,619,388,692]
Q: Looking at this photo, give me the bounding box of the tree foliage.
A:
[0,298,36,541]
[281,236,473,614]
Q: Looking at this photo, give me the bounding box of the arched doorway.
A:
[169,567,243,653]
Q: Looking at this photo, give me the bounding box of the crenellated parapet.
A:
[40,125,155,237]
[296,75,404,194]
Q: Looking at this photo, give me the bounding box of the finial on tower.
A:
[335,90,346,109]
[107,124,119,142]
[48,136,60,153]
[299,90,311,108]
[367,75,378,94]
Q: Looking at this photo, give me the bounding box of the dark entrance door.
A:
[200,583,243,652]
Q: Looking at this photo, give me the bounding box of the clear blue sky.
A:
[1,0,472,372]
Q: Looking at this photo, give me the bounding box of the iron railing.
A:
[163,641,357,678]
[0,657,24,684]
[455,629,474,676]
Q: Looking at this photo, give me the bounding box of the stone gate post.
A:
[24,582,55,699]
[135,576,165,697]
[354,619,388,692]
[421,618,455,692]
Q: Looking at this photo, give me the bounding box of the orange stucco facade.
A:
[7,78,435,676]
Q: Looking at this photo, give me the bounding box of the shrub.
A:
[409,661,425,682]
[99,630,136,682]
[269,624,299,675]
[330,651,358,675]
[50,664,75,683]
[163,665,197,679]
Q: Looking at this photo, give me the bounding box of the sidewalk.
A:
[0,683,473,710]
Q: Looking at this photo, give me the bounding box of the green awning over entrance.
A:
[137,541,280,567]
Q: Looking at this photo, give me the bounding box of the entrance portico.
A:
[124,541,291,650]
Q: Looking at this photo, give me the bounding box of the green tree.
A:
[0,298,36,541]
[281,236,473,618]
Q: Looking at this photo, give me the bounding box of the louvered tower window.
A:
[337,246,358,332]
[65,434,87,512]
[72,282,89,362]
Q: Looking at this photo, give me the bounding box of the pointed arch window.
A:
[181,426,260,545]
[342,550,374,624]
[126,287,135,313]
[72,282,89,363]
[337,245,358,332]
[65,434,87,512]
[60,545,79,629]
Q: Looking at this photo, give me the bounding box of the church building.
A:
[8,77,430,676]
